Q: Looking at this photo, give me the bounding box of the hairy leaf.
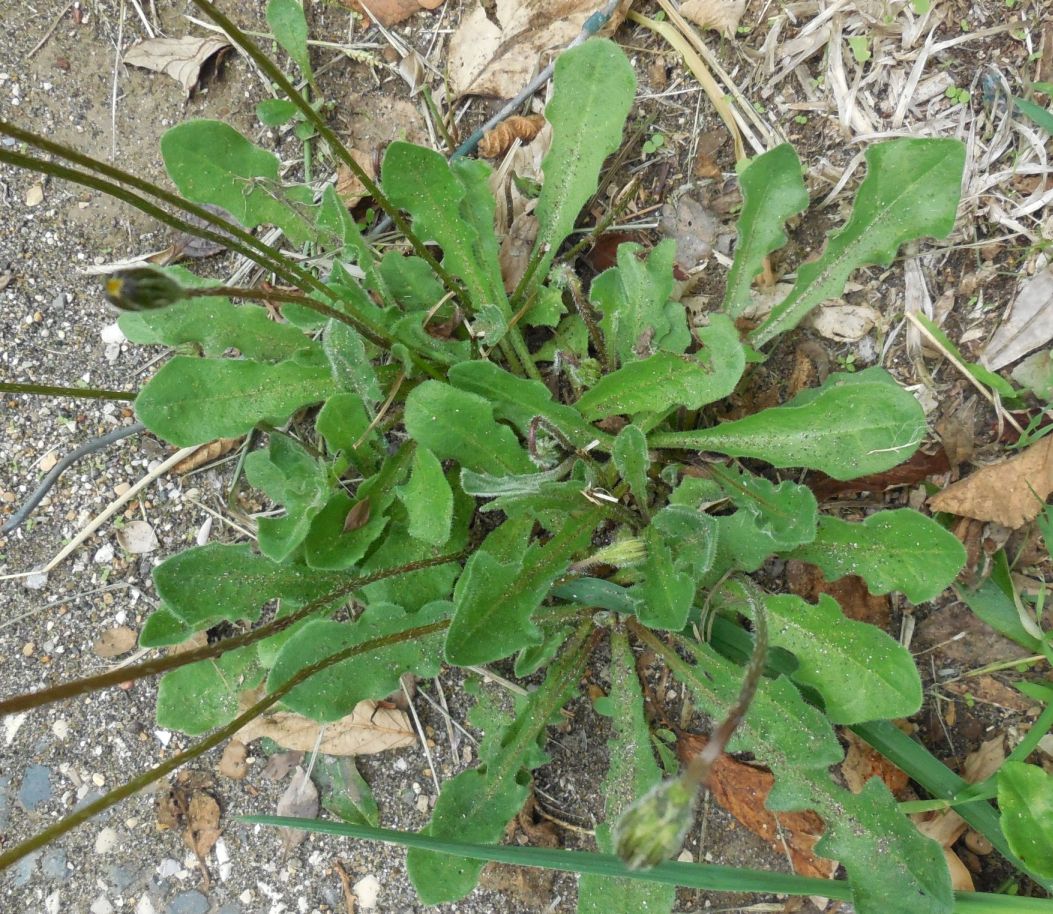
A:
[579,629,675,914]
[650,368,925,480]
[267,0,312,80]
[575,314,744,419]
[789,510,966,604]
[397,448,454,546]
[404,380,533,475]
[157,645,262,735]
[632,525,695,630]
[998,761,1053,878]
[532,39,636,289]
[751,139,965,347]
[612,424,650,513]
[136,351,334,445]
[322,320,382,410]
[723,144,810,318]
[161,119,315,245]
[269,602,451,720]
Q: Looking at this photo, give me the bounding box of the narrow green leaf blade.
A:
[576,314,745,419]
[135,353,334,445]
[723,144,810,317]
[752,138,965,347]
[650,368,925,480]
[789,510,966,604]
[579,629,675,914]
[998,761,1053,878]
[403,380,533,476]
[612,424,650,512]
[532,39,636,285]
[267,0,312,79]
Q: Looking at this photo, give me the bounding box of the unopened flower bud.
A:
[613,775,697,870]
[104,266,187,312]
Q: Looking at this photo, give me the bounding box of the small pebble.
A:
[95,826,118,855]
[94,542,115,564]
[156,859,182,879]
[12,850,41,886]
[135,897,157,914]
[166,889,210,914]
[90,898,115,914]
[107,863,137,890]
[41,847,69,881]
[353,874,380,910]
[24,569,48,590]
[19,764,53,811]
[51,719,69,740]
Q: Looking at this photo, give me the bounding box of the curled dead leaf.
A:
[236,700,414,756]
[982,265,1053,371]
[928,434,1053,529]
[335,149,377,208]
[804,302,880,342]
[218,740,249,780]
[680,0,747,35]
[116,520,159,555]
[124,36,230,96]
[479,114,547,158]
[344,0,444,28]
[173,437,242,475]
[448,0,631,98]
[499,213,539,293]
[276,767,319,855]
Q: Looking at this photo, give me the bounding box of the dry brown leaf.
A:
[343,498,372,532]
[840,730,909,795]
[335,150,377,209]
[124,36,230,95]
[173,437,241,475]
[942,676,1036,714]
[344,0,443,28]
[680,0,746,35]
[276,767,319,855]
[93,625,138,659]
[261,750,304,781]
[447,0,630,98]
[982,265,1053,371]
[186,791,222,859]
[479,114,547,158]
[236,701,414,755]
[809,449,949,500]
[659,194,718,273]
[786,562,891,630]
[804,303,880,343]
[218,740,249,780]
[499,213,539,294]
[928,434,1053,529]
[678,733,836,879]
[935,400,977,471]
[116,519,159,555]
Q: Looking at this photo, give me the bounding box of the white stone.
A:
[93,543,114,564]
[94,827,118,855]
[51,719,69,740]
[90,898,114,914]
[134,896,156,914]
[353,875,380,910]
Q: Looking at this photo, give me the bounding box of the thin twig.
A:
[28,2,74,59]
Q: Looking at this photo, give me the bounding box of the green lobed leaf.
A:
[257,97,300,126]
[612,424,651,513]
[267,0,313,79]
[650,506,717,580]
[118,267,315,361]
[717,466,818,551]
[814,779,953,914]
[531,39,636,290]
[379,252,446,309]
[408,624,591,903]
[723,144,810,318]
[245,434,331,562]
[403,380,533,476]
[135,351,335,446]
[789,510,966,604]
[449,360,609,450]
[579,629,675,914]
[161,120,316,246]
[575,314,745,420]
[632,526,695,631]
[316,392,381,475]
[138,605,194,648]
[751,139,965,347]
[382,142,506,313]
[156,645,262,735]
[748,589,923,724]
[268,601,451,721]
[998,761,1053,878]
[397,447,454,547]
[650,367,925,480]
[451,157,507,311]
[591,240,689,363]
[151,543,344,631]
[445,508,602,665]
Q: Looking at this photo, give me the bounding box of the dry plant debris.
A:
[447,0,631,97]
[928,435,1053,529]
[218,740,250,780]
[276,767,320,855]
[91,625,138,659]
[982,266,1053,371]
[173,437,242,475]
[679,0,746,36]
[478,114,547,158]
[123,35,231,95]
[343,0,444,28]
[235,701,415,755]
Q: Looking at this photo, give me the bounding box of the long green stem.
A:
[0,547,468,717]
[188,0,466,304]
[1,382,135,401]
[0,616,451,872]
[0,121,322,298]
